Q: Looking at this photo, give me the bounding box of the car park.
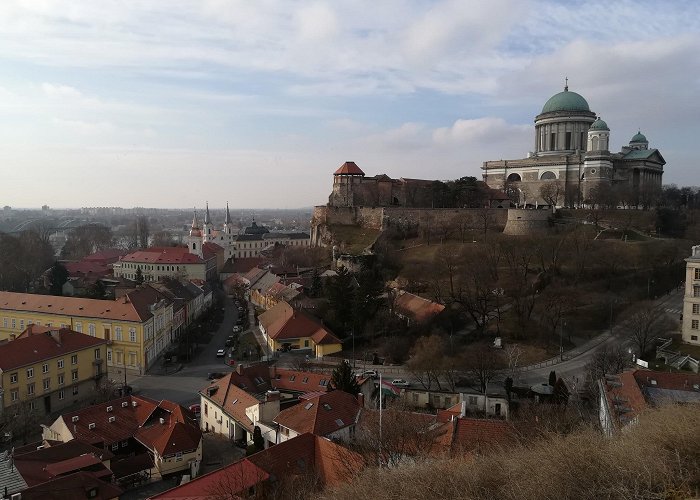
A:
[216,348,226,357]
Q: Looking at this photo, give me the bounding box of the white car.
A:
[216,348,226,357]
[232,326,242,333]
[357,370,378,379]
[391,379,410,388]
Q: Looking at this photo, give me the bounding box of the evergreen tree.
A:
[327,266,354,332]
[548,370,557,387]
[49,261,69,295]
[330,360,360,395]
[310,269,322,298]
[135,267,144,285]
[504,376,513,404]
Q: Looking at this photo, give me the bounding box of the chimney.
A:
[49,328,62,345]
[357,393,365,407]
[266,390,280,402]
[236,364,244,375]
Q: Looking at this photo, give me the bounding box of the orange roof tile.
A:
[0,328,107,371]
[333,161,365,176]
[394,291,445,324]
[274,391,361,437]
[258,301,340,344]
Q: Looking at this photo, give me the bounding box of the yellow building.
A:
[0,286,173,374]
[0,326,107,418]
[258,301,342,358]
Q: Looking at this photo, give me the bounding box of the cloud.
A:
[296,2,338,41]
[41,83,83,98]
[433,118,530,145]
[52,118,115,134]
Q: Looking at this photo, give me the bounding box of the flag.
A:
[379,379,401,397]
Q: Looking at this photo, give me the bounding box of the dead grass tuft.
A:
[321,405,700,500]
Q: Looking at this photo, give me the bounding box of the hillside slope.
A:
[322,405,700,500]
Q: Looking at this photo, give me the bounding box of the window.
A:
[57,359,64,369]
[2,318,6,328]
[58,374,64,386]
[304,340,309,348]
[550,132,556,150]
[30,401,36,410]
[11,390,18,402]
[204,403,208,416]
[10,372,17,384]
[694,286,700,298]
[19,320,24,330]
[495,403,502,416]
[27,383,35,395]
[129,328,136,342]
[94,349,101,359]
[695,268,700,280]
[11,319,16,329]
[71,354,78,365]
[565,131,572,150]
[692,335,698,341]
[27,368,34,379]
[43,378,50,391]
[72,370,79,381]
[692,320,699,330]
[122,440,128,448]
[107,350,112,362]
[42,363,49,374]
[111,443,119,451]
[444,397,452,406]
[75,322,82,333]
[72,385,79,395]
[58,389,65,400]
[115,327,122,341]
[468,396,478,405]
[88,323,96,336]
[693,304,699,315]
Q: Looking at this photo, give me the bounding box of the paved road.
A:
[129,293,245,406]
[128,288,685,403]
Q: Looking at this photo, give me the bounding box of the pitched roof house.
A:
[42,395,202,477]
[148,433,361,500]
[258,301,342,357]
[274,390,361,443]
[598,369,700,436]
[393,290,445,325]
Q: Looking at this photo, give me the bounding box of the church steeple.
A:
[204,202,211,225]
[190,208,199,231]
[202,202,213,241]
[225,202,231,225]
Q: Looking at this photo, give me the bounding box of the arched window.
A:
[507,173,522,182]
[592,136,599,150]
[540,171,556,180]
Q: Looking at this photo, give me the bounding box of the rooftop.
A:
[334,161,365,176]
[274,390,361,436]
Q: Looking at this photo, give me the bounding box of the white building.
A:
[682,245,700,345]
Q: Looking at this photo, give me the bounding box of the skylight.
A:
[335,419,344,427]
[304,403,314,410]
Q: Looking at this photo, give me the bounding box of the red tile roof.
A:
[200,374,261,433]
[55,395,201,455]
[394,291,445,324]
[120,247,204,264]
[0,287,169,324]
[443,418,515,455]
[258,301,341,345]
[333,161,365,176]
[274,391,361,437]
[83,249,129,264]
[271,368,331,394]
[43,454,102,476]
[0,328,107,371]
[64,261,111,278]
[20,471,123,500]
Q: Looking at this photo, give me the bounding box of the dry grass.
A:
[329,224,380,255]
[321,405,700,500]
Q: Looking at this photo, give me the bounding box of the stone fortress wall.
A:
[311,205,512,247]
[502,208,552,235]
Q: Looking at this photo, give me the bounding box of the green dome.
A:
[630,131,647,143]
[590,118,609,131]
[541,89,590,113]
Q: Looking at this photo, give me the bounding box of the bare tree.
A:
[621,302,676,358]
[463,343,504,393]
[406,334,445,390]
[539,181,563,207]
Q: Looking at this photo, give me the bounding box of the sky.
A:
[1,0,699,209]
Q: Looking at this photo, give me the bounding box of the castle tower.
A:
[582,117,613,201]
[186,208,203,258]
[202,202,213,243]
[329,161,365,207]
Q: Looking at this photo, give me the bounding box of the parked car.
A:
[188,404,201,419]
[225,338,233,347]
[232,325,242,333]
[216,348,226,357]
[358,370,378,379]
[391,379,410,388]
[276,343,292,352]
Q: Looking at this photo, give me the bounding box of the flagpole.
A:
[379,372,382,466]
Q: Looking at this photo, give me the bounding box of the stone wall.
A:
[311,205,508,247]
[502,209,552,235]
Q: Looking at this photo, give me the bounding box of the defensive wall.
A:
[502,209,553,236]
[311,205,510,247]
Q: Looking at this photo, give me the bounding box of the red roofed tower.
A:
[330,161,365,207]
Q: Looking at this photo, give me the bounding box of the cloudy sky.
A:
[1,0,699,209]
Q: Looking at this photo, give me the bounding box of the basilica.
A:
[481,83,665,206]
